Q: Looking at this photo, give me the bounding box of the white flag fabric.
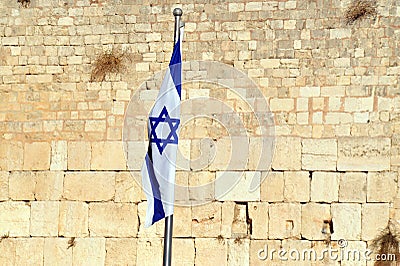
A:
[141,28,183,227]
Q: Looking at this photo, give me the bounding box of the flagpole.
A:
[162,8,182,266]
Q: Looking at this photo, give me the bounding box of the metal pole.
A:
[163,8,182,266]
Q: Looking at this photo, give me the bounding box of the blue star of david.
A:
[149,106,180,155]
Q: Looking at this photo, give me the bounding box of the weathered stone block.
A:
[89,202,138,237]
[15,238,44,265]
[331,203,361,240]
[9,171,35,200]
[0,141,23,170]
[50,140,67,170]
[44,238,72,266]
[362,203,389,241]
[192,202,222,237]
[215,171,260,201]
[337,138,391,171]
[115,172,143,203]
[72,238,106,265]
[67,141,91,170]
[91,141,126,170]
[0,202,30,236]
[272,137,301,170]
[125,141,147,170]
[172,238,195,266]
[228,239,250,266]
[35,171,63,200]
[302,139,337,170]
[269,203,301,239]
[0,171,8,201]
[367,172,397,202]
[261,172,284,202]
[301,203,331,240]
[23,142,51,170]
[30,201,59,236]
[195,238,227,266]
[284,171,310,202]
[339,173,367,203]
[105,238,137,265]
[136,238,163,266]
[248,202,268,239]
[63,172,115,201]
[137,202,164,238]
[173,205,192,237]
[311,172,340,202]
[59,201,89,237]
[189,171,215,203]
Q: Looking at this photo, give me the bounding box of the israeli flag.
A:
[141,28,183,227]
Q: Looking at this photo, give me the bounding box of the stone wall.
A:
[0,0,399,265]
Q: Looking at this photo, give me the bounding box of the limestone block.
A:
[248,202,269,239]
[23,142,51,170]
[9,171,35,200]
[192,202,222,237]
[72,238,106,266]
[91,141,127,170]
[188,171,215,203]
[344,97,374,112]
[301,203,331,240]
[63,172,115,201]
[115,172,143,203]
[136,238,163,266]
[172,206,191,237]
[272,137,301,170]
[367,172,397,202]
[269,98,294,111]
[339,173,367,203]
[337,138,391,171]
[260,59,280,68]
[330,29,351,39]
[269,203,301,239]
[50,140,67,170]
[228,239,250,266]
[89,202,138,237]
[0,141,23,170]
[249,137,274,170]
[195,238,227,266]
[35,171,63,200]
[0,202,30,237]
[0,239,16,265]
[331,203,361,240]
[231,203,248,237]
[300,86,320,97]
[249,240,282,266]
[221,201,235,238]
[105,238,137,265]
[30,201,59,236]
[284,171,310,202]
[15,238,44,266]
[172,238,195,266]
[67,141,91,170]
[0,171,8,200]
[311,172,340,202]
[261,171,284,202]
[215,171,260,201]
[302,139,337,171]
[59,201,89,237]
[362,203,389,241]
[44,238,72,266]
[125,141,147,170]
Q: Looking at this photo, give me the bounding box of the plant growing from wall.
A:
[371,220,400,265]
[90,48,129,82]
[345,0,377,25]
[17,0,31,8]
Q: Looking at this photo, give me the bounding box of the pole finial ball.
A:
[173,8,183,16]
